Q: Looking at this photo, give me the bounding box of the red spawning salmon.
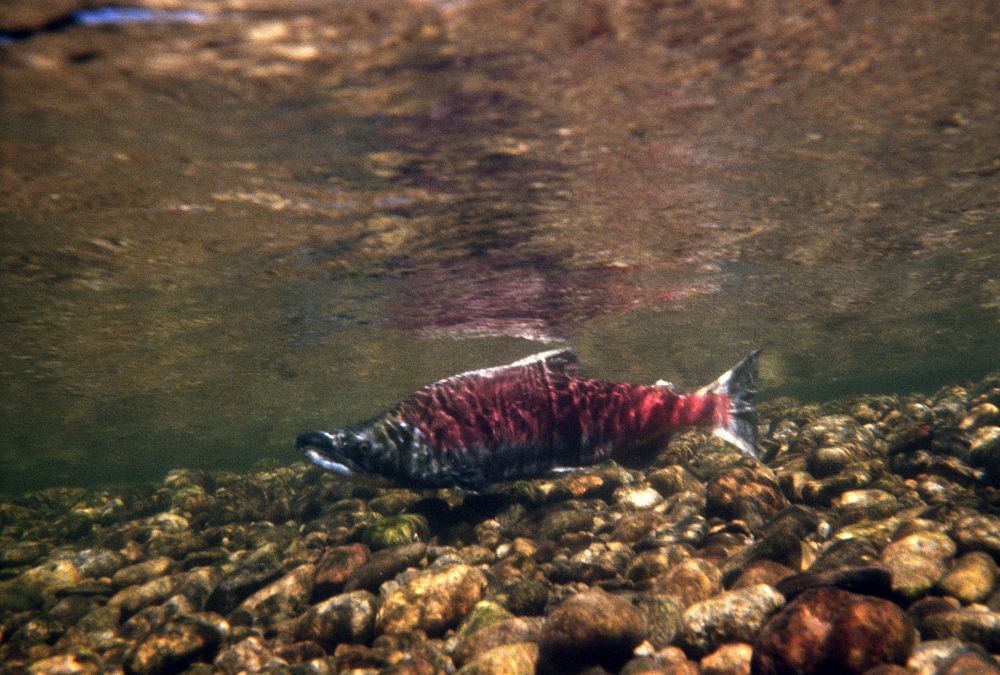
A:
[295,348,760,491]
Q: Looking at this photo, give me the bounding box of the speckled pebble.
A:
[616,485,664,510]
[918,607,1000,652]
[699,642,753,675]
[376,564,487,636]
[652,558,722,606]
[679,584,785,656]
[969,426,1000,484]
[907,637,1000,674]
[124,614,226,675]
[951,514,1000,557]
[938,551,999,603]
[882,531,956,599]
[213,636,288,673]
[25,650,106,675]
[705,466,787,530]
[455,641,538,675]
[294,589,378,650]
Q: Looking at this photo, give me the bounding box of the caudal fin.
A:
[697,349,761,457]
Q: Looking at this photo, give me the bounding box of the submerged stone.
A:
[376,564,487,636]
[293,589,378,651]
[882,531,956,599]
[124,614,226,675]
[679,584,785,657]
[456,641,538,675]
[344,542,426,592]
[313,543,370,601]
[938,551,999,603]
[538,589,647,675]
[752,588,916,674]
[214,636,289,673]
[918,608,1000,652]
[456,600,514,637]
[111,557,176,588]
[951,514,1000,557]
[452,617,544,668]
[907,638,1000,675]
[705,465,787,531]
[652,558,722,607]
[699,642,753,675]
[359,514,429,550]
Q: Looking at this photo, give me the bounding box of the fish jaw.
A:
[295,430,356,475]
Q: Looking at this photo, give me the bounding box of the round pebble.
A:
[376,564,487,636]
[538,590,647,674]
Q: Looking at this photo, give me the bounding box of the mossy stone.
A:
[360,514,429,550]
[457,600,515,637]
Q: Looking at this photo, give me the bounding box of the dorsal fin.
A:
[432,348,582,386]
[508,348,580,373]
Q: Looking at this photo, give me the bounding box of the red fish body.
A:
[296,348,759,490]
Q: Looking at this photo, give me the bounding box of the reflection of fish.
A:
[296,348,760,491]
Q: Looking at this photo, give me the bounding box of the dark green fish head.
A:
[295,428,379,475]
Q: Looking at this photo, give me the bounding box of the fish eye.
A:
[357,441,370,453]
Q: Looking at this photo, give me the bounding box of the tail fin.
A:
[697,349,761,457]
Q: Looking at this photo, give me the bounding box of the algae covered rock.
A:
[456,600,515,637]
[359,513,429,550]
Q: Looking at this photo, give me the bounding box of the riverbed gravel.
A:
[3,373,1000,673]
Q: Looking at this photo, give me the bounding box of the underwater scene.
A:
[1,0,999,672]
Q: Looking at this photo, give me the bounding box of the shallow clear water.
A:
[1,1,998,494]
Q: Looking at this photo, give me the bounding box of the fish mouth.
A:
[295,431,356,475]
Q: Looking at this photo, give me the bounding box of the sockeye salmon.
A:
[296,348,760,491]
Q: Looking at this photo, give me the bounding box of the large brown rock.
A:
[752,588,916,674]
[538,589,647,674]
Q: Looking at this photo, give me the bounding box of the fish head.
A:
[295,428,377,475]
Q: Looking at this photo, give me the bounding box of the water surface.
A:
[2,0,998,493]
